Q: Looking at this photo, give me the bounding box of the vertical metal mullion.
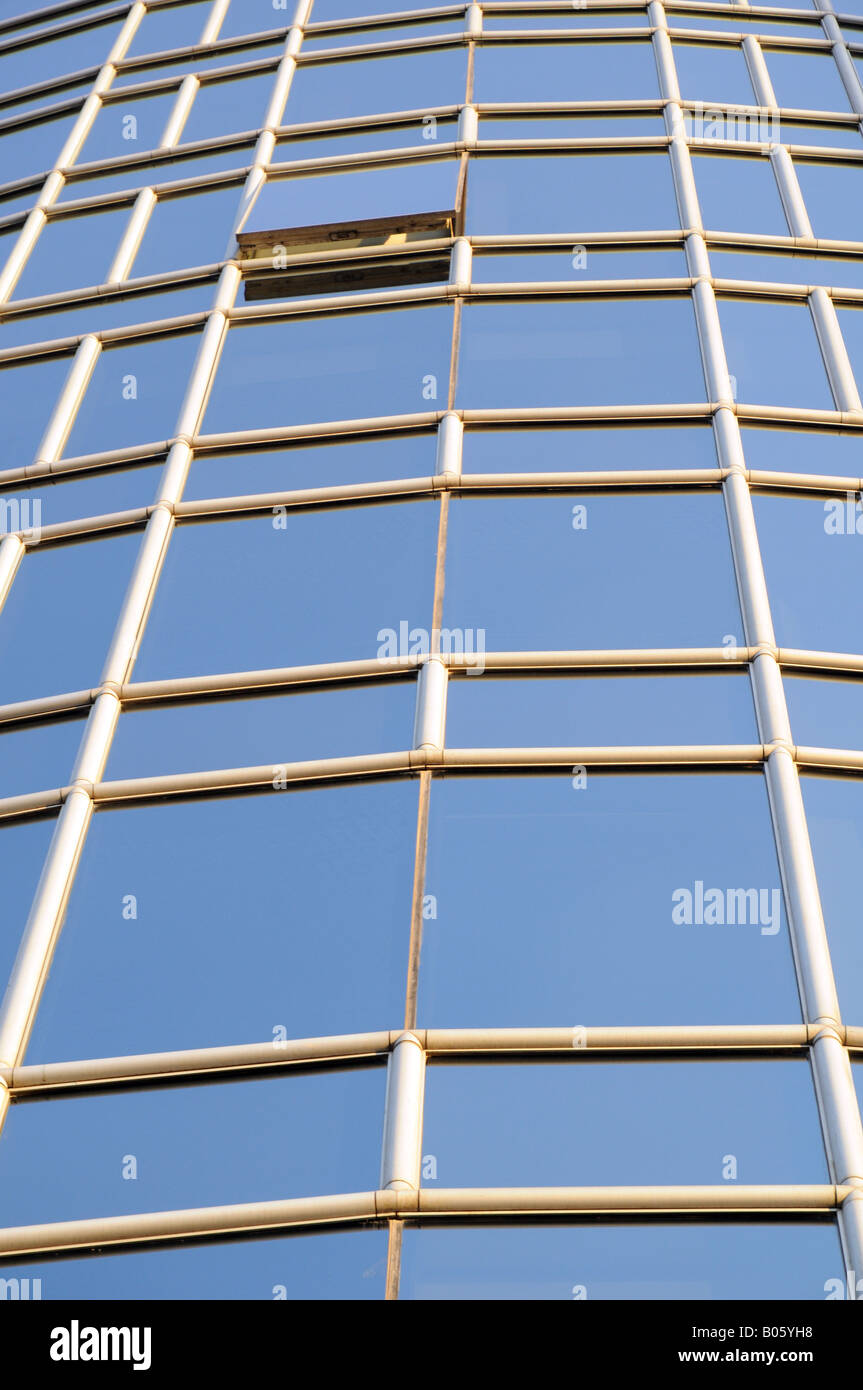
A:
[656,0,863,1286]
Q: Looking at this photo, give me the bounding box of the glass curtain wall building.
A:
[2,0,863,1301]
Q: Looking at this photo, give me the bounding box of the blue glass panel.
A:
[718,299,834,409]
[465,154,679,234]
[0,107,82,186]
[0,352,74,470]
[275,118,458,160]
[477,113,664,139]
[457,299,705,408]
[710,249,863,290]
[471,247,688,281]
[283,46,469,123]
[0,816,55,994]
[693,153,788,235]
[782,122,863,150]
[423,1059,825,1184]
[304,18,466,46]
[483,10,649,28]
[204,307,454,432]
[0,1228,389,1300]
[61,330,202,459]
[785,673,863,748]
[133,501,437,677]
[129,182,243,276]
[251,158,460,226]
[0,1067,385,1224]
[461,424,718,472]
[837,309,863,399]
[1,463,164,527]
[400,1222,841,1300]
[10,205,132,300]
[111,43,284,85]
[0,533,140,704]
[124,0,209,58]
[442,493,740,649]
[418,774,798,1027]
[741,426,863,477]
[184,431,437,497]
[754,494,863,653]
[106,680,416,777]
[312,0,460,18]
[0,18,123,99]
[446,673,757,746]
[672,41,756,106]
[26,779,417,1058]
[0,716,83,798]
[794,160,863,242]
[765,49,854,114]
[179,68,279,143]
[472,41,660,102]
[0,282,213,351]
[78,89,182,165]
[801,774,863,1022]
[57,146,255,202]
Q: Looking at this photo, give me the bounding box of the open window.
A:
[237,209,455,300]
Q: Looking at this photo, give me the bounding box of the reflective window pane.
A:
[0,107,81,186]
[133,502,437,678]
[423,1059,825,1185]
[0,534,140,704]
[128,183,243,277]
[471,247,688,282]
[710,249,863,291]
[0,717,83,806]
[124,0,209,58]
[0,19,124,99]
[741,426,863,478]
[718,299,833,409]
[10,206,131,300]
[62,330,202,459]
[0,1228,389,1300]
[78,88,180,165]
[754,494,863,653]
[693,154,788,235]
[0,1067,384,1225]
[466,153,679,234]
[0,817,55,993]
[184,431,437,497]
[26,780,418,1059]
[764,49,854,114]
[178,68,280,144]
[1,462,164,528]
[274,118,458,161]
[0,282,213,351]
[801,774,863,1023]
[57,146,255,203]
[205,307,453,433]
[672,41,755,106]
[473,41,660,102]
[418,774,797,1027]
[446,673,757,746]
[106,680,416,778]
[477,113,665,140]
[283,47,468,124]
[785,674,863,749]
[443,493,740,649]
[456,300,705,408]
[836,309,863,399]
[250,158,460,227]
[0,352,75,469]
[793,160,863,243]
[461,424,718,473]
[400,1222,841,1301]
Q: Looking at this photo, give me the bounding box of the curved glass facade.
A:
[1,0,863,1302]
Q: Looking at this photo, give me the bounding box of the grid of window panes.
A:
[2,0,863,1302]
